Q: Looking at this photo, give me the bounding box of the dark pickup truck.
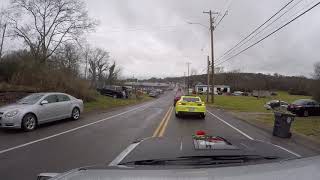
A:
[97,88,126,99]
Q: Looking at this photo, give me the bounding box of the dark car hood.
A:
[47,137,319,180]
[119,137,296,165]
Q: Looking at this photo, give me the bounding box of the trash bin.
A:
[273,111,295,138]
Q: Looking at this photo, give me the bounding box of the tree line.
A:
[0,0,121,101]
[146,64,320,101]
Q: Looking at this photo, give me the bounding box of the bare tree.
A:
[88,48,109,88]
[313,62,320,101]
[8,0,97,62]
[53,43,80,74]
[314,62,320,80]
[105,61,120,86]
[0,9,8,60]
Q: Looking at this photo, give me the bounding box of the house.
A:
[195,84,231,94]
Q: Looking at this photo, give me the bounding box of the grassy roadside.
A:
[200,92,320,141]
[84,94,153,112]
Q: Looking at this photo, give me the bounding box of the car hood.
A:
[0,103,31,112]
[47,136,320,180]
[119,137,296,164]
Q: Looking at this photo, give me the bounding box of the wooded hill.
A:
[144,73,316,96]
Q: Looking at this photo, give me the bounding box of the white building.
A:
[195,84,231,94]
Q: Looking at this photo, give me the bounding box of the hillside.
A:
[144,73,315,95]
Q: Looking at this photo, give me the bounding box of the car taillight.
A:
[177,102,186,105]
[197,103,204,106]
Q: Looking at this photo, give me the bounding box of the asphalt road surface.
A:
[0,91,318,180]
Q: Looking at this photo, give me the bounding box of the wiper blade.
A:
[120,155,278,166]
[179,155,278,160]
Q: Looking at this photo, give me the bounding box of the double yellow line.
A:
[152,106,173,137]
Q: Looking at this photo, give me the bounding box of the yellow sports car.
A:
[175,96,206,119]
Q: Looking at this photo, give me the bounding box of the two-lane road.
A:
[0,91,318,180]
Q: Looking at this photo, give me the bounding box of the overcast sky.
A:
[1,0,320,79]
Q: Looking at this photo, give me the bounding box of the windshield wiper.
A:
[120,155,278,166]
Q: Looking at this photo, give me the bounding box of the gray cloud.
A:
[2,0,320,78]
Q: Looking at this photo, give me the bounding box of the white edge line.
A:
[255,139,301,158]
[272,144,302,158]
[109,141,142,166]
[0,101,157,155]
[207,110,301,158]
[207,110,254,140]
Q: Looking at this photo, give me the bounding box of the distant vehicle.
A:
[264,100,289,110]
[232,91,244,96]
[97,88,126,98]
[149,91,159,98]
[287,99,320,117]
[175,96,206,119]
[173,88,184,106]
[155,89,163,94]
[0,93,83,131]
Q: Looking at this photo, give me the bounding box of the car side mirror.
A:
[40,100,49,105]
[37,173,59,180]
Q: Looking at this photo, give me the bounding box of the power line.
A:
[216,0,306,64]
[216,0,315,65]
[216,0,295,61]
[216,1,320,66]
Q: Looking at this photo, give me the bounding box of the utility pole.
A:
[183,72,186,91]
[203,10,218,103]
[206,56,210,103]
[186,62,191,95]
[0,23,7,61]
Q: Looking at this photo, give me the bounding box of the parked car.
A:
[97,88,125,98]
[0,92,83,131]
[264,100,289,110]
[287,99,320,117]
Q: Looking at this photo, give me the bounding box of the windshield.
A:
[292,100,308,105]
[1,0,320,179]
[183,97,201,102]
[17,94,44,104]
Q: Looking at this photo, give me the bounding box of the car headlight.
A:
[5,110,19,118]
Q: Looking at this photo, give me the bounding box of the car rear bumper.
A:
[175,106,206,113]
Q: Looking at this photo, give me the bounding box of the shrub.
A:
[9,64,97,102]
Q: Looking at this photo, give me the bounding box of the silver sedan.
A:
[0,92,83,131]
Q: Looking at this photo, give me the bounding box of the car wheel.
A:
[200,113,206,119]
[71,108,80,120]
[22,114,37,131]
[175,112,180,118]
[303,110,309,117]
[113,94,117,99]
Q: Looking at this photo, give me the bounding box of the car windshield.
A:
[17,94,44,104]
[183,97,200,102]
[292,100,308,105]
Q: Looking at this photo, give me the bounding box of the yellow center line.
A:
[158,106,173,137]
[152,106,172,137]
